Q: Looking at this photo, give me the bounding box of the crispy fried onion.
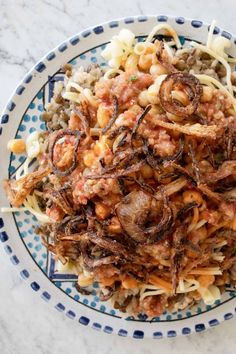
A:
[188,140,201,183]
[99,285,119,301]
[146,133,185,169]
[49,129,81,176]
[102,96,119,134]
[81,243,120,268]
[44,187,74,215]
[61,231,133,260]
[86,160,145,179]
[171,226,186,292]
[204,161,236,184]
[198,184,223,204]
[72,107,90,135]
[131,104,152,139]
[156,41,178,73]
[75,282,92,295]
[176,201,198,220]
[116,189,173,244]
[163,161,197,186]
[3,167,51,207]
[153,119,218,139]
[159,72,203,117]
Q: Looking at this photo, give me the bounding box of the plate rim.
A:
[1,14,236,339]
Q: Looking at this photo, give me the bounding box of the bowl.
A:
[1,15,236,339]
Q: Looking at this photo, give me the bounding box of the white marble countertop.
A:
[1,0,236,353]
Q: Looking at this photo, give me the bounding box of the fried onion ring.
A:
[159,72,203,117]
[49,129,81,176]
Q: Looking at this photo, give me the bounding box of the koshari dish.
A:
[2,22,236,317]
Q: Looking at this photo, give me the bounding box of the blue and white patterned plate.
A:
[1,15,236,339]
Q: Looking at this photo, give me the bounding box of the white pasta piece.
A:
[214,240,228,249]
[1,207,28,213]
[26,131,41,159]
[101,29,135,69]
[211,36,231,58]
[198,285,221,305]
[83,88,98,107]
[207,20,217,48]
[62,92,81,104]
[118,28,135,48]
[104,68,123,80]
[176,279,200,294]
[134,42,146,56]
[211,253,225,262]
[178,279,185,293]
[146,23,182,48]
[154,74,167,90]
[66,82,84,93]
[57,259,77,274]
[140,289,166,301]
[23,198,51,223]
[189,267,222,275]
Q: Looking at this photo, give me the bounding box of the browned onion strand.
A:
[102,96,119,134]
[188,141,201,183]
[164,161,197,186]
[73,107,90,135]
[156,41,178,73]
[99,286,118,301]
[131,104,152,140]
[44,188,74,215]
[171,227,185,292]
[49,129,81,176]
[86,160,145,179]
[81,244,120,268]
[87,232,134,260]
[159,72,203,117]
[75,283,92,295]
[176,201,198,220]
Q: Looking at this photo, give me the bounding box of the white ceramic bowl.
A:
[1,15,236,339]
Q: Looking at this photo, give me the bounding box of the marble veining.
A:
[0,0,236,353]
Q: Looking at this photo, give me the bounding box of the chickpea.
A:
[7,139,26,154]
[97,103,110,128]
[150,63,168,77]
[94,141,108,156]
[183,190,203,206]
[108,216,122,234]
[83,151,95,167]
[122,276,138,289]
[125,53,139,74]
[95,202,110,220]
[197,275,215,288]
[138,54,153,71]
[138,90,149,107]
[140,164,153,179]
[147,84,159,104]
[78,274,94,287]
[201,86,213,103]
[166,112,184,123]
